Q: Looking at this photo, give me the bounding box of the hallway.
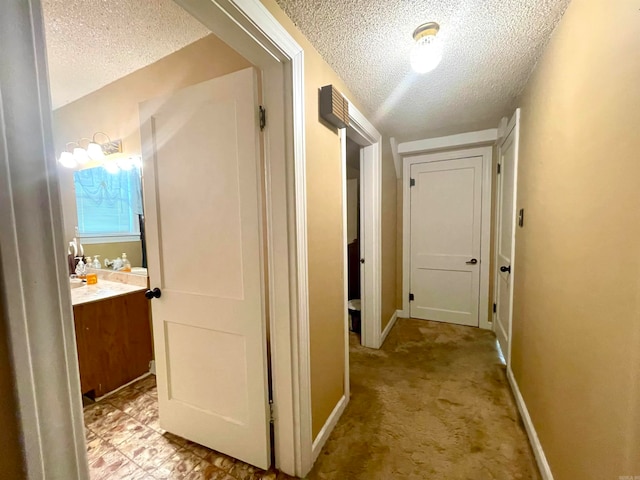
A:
[308,319,539,479]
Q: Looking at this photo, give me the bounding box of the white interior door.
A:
[410,157,483,326]
[495,115,519,361]
[139,67,271,469]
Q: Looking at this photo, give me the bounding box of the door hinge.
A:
[493,303,497,313]
[259,105,266,131]
[269,399,275,423]
[409,293,414,302]
[410,178,416,187]
[497,163,501,174]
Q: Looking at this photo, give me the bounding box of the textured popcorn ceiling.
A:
[276,0,570,141]
[42,0,210,108]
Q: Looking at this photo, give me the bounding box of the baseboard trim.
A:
[380,310,399,346]
[507,368,554,480]
[311,395,347,463]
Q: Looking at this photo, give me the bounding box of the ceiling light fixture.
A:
[410,22,443,74]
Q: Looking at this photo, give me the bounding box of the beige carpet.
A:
[307,318,540,480]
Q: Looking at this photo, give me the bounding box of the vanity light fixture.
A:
[86,134,106,162]
[410,22,443,74]
[58,133,124,171]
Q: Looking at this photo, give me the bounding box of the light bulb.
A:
[73,147,89,165]
[59,151,77,168]
[87,142,105,162]
[410,33,443,74]
[103,161,120,174]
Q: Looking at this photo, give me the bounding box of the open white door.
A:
[495,110,520,362]
[409,156,483,326]
[139,67,271,469]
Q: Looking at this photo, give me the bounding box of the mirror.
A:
[59,162,147,275]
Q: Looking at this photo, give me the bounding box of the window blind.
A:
[74,167,142,237]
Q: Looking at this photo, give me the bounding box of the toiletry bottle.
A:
[85,256,93,268]
[121,253,131,272]
[75,257,86,279]
[93,255,101,269]
[113,257,123,271]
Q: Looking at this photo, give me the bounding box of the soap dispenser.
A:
[75,257,87,279]
[121,253,131,272]
[92,255,101,269]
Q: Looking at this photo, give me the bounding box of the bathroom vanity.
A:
[71,275,152,398]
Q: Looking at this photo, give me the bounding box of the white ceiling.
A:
[276,0,571,141]
[42,0,570,139]
[42,0,209,109]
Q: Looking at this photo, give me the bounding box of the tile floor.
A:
[84,375,293,480]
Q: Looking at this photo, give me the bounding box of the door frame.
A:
[493,109,521,365]
[340,104,383,351]
[323,100,380,464]
[401,146,494,330]
[0,0,312,477]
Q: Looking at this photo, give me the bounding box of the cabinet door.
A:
[122,291,153,381]
[73,304,100,396]
[96,292,152,396]
[74,291,153,397]
[97,295,128,396]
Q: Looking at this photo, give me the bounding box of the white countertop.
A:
[71,279,147,306]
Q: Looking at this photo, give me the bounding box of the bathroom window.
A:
[74,166,143,242]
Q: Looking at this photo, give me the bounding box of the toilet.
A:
[348,298,361,334]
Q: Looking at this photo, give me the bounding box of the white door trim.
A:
[398,128,498,156]
[493,109,521,366]
[316,100,382,468]
[0,1,89,478]
[1,0,313,477]
[401,146,493,329]
[345,102,382,349]
[339,130,351,406]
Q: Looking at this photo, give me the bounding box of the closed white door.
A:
[139,68,271,469]
[410,157,483,326]
[495,116,519,361]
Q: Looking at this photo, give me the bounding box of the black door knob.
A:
[465,258,478,265]
[500,265,511,273]
[145,287,162,299]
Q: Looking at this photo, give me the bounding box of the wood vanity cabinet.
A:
[73,291,152,398]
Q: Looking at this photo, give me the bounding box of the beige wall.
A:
[381,148,398,330]
[84,241,143,268]
[54,34,251,248]
[260,0,385,437]
[263,1,345,437]
[512,1,640,478]
[0,295,26,479]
